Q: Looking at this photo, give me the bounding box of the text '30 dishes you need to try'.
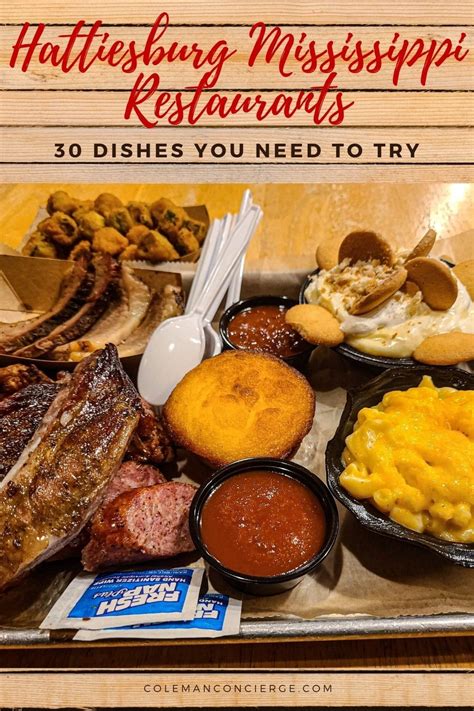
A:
[297,229,474,366]
[23,191,207,264]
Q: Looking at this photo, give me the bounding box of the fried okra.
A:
[37,211,78,247]
[23,231,58,258]
[119,244,139,262]
[183,217,207,244]
[127,224,150,245]
[136,230,179,262]
[150,198,186,238]
[172,227,199,255]
[106,207,134,234]
[92,227,128,256]
[76,210,105,239]
[94,192,123,216]
[72,200,95,222]
[46,190,80,216]
[127,201,153,228]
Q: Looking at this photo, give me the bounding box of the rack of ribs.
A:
[0,344,141,591]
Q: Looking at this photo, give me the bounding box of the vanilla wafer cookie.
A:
[351,268,407,315]
[338,231,394,266]
[453,259,474,299]
[285,304,344,346]
[414,332,474,365]
[404,229,437,263]
[405,257,458,310]
[316,238,341,270]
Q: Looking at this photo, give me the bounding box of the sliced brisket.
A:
[14,254,119,358]
[0,257,91,353]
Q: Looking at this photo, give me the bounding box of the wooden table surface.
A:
[0,182,472,672]
[0,635,473,669]
[1,183,473,270]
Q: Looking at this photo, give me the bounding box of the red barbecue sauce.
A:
[200,471,326,577]
[227,305,308,358]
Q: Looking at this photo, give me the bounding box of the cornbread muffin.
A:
[163,351,315,467]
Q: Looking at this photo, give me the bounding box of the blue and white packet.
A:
[73,592,242,640]
[40,567,204,630]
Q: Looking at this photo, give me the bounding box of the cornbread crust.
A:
[163,351,315,468]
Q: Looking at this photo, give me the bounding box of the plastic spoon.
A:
[138,207,261,405]
[200,213,234,357]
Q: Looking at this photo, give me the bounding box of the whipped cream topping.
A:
[304,258,474,357]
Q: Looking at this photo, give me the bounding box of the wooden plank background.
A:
[1,1,473,24]
[0,1,473,181]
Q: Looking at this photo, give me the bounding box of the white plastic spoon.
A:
[138,207,261,405]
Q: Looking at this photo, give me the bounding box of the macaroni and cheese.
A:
[341,376,474,543]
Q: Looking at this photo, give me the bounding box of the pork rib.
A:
[0,344,141,591]
[0,382,61,483]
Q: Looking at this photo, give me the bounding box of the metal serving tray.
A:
[1,614,474,646]
[0,272,472,647]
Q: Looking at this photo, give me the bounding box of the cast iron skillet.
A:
[326,365,474,567]
[299,261,456,370]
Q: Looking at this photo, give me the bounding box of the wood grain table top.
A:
[0,635,473,669]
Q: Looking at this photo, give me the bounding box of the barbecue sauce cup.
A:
[189,458,339,596]
[219,295,315,370]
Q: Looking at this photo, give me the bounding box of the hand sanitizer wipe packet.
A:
[74,592,242,640]
[40,567,204,630]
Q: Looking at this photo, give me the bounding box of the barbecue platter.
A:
[0,191,473,644]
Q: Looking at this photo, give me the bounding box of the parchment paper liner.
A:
[0,231,473,631]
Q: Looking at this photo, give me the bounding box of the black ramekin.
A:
[219,295,315,371]
[189,457,339,596]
